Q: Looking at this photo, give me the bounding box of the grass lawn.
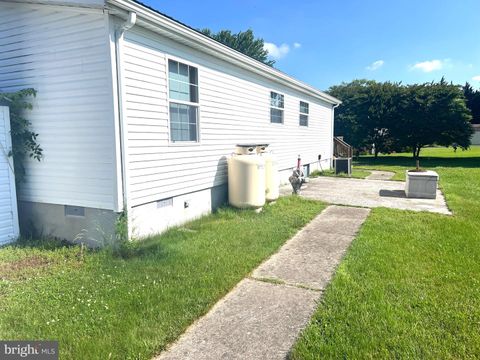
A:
[292,146,480,359]
[354,145,480,181]
[0,196,325,359]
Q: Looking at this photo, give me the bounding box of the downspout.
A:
[114,11,136,235]
[331,102,340,169]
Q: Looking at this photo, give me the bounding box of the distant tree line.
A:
[328,78,475,158]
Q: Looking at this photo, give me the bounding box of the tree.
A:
[463,82,480,124]
[327,80,403,157]
[328,78,473,158]
[327,80,374,152]
[364,81,405,156]
[200,29,274,66]
[398,79,473,158]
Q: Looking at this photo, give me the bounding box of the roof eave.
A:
[107,0,341,105]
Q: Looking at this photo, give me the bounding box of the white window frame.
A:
[270,91,285,124]
[299,101,309,127]
[166,56,201,145]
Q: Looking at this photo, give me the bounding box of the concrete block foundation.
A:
[18,201,118,246]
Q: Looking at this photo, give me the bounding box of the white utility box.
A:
[405,170,439,199]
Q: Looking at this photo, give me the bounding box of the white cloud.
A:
[293,42,302,49]
[473,75,480,82]
[410,59,449,72]
[264,42,290,59]
[366,60,384,71]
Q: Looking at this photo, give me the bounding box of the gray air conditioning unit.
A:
[334,158,351,175]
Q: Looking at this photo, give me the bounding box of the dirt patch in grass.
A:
[0,256,53,280]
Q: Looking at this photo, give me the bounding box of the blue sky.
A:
[142,0,480,91]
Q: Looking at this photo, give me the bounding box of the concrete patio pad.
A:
[282,176,451,215]
[156,205,369,360]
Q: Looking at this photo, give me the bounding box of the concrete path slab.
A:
[252,206,370,290]
[156,279,319,360]
[282,177,451,215]
[366,170,395,180]
[155,205,370,360]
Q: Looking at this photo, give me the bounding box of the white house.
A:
[0,0,340,242]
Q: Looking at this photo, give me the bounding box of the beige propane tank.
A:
[257,145,280,202]
[228,145,266,208]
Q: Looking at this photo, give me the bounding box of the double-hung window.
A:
[270,91,284,124]
[299,101,309,126]
[168,59,199,142]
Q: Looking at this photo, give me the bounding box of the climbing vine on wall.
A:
[0,88,42,183]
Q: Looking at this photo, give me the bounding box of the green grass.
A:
[292,146,480,359]
[0,196,325,359]
[354,145,480,181]
[310,168,371,179]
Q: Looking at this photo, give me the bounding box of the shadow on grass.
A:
[355,156,480,169]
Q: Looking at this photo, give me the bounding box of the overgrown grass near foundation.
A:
[0,196,325,359]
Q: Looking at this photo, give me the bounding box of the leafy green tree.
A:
[364,81,405,156]
[328,79,473,158]
[200,29,274,66]
[328,80,373,152]
[463,82,480,124]
[0,88,42,183]
[328,80,403,157]
[398,79,473,158]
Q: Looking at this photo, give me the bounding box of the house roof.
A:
[107,0,341,106]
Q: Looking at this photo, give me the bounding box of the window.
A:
[299,101,309,126]
[270,91,284,123]
[168,59,199,142]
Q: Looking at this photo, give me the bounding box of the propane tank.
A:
[256,144,279,202]
[228,144,266,208]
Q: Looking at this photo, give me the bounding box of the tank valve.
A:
[289,155,305,194]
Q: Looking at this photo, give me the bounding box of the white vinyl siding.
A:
[0,3,116,210]
[121,28,333,208]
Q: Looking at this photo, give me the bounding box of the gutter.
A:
[114,11,136,216]
[107,0,341,105]
[5,0,106,10]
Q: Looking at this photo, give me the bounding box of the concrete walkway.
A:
[282,177,451,215]
[156,206,370,360]
[366,170,395,180]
